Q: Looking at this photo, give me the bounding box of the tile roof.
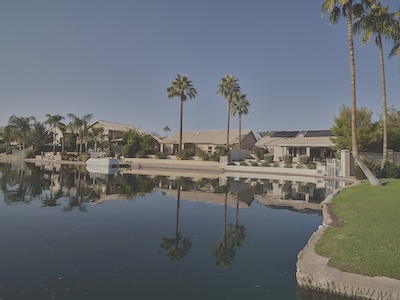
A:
[160,130,254,145]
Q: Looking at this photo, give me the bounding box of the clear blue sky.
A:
[1,0,399,137]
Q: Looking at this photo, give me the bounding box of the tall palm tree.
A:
[66,113,93,154]
[217,74,240,149]
[353,2,399,175]
[167,74,197,151]
[0,125,14,154]
[8,115,36,152]
[45,114,65,154]
[58,122,67,153]
[231,92,250,149]
[322,0,381,186]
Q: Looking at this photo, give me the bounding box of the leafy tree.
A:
[353,2,399,174]
[331,105,381,155]
[217,74,240,148]
[88,127,105,151]
[231,92,250,149]
[322,0,381,186]
[386,106,400,151]
[257,131,268,139]
[167,74,197,151]
[45,114,64,154]
[121,129,155,157]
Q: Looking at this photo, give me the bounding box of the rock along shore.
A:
[296,185,400,300]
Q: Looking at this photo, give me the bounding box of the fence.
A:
[326,158,341,178]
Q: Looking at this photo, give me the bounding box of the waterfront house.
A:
[255,130,334,162]
[160,130,257,154]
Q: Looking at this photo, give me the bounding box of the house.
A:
[160,130,257,154]
[255,130,334,162]
[88,120,160,154]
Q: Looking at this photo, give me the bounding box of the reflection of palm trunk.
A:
[236,192,239,226]
[223,190,227,245]
[175,185,181,237]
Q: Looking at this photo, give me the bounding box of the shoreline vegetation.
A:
[315,180,400,280]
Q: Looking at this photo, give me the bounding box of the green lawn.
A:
[315,179,400,279]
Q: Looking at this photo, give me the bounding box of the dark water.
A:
[0,162,348,300]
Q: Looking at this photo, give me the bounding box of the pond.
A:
[0,162,349,300]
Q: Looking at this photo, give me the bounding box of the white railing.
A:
[326,158,341,177]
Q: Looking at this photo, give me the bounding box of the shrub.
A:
[250,161,259,166]
[176,149,193,160]
[60,151,68,160]
[196,149,210,161]
[253,147,265,160]
[282,154,293,164]
[272,163,279,167]
[296,163,303,169]
[239,161,248,166]
[383,162,400,179]
[136,150,146,158]
[79,153,90,162]
[284,163,293,168]
[155,152,167,159]
[299,155,311,164]
[264,153,274,163]
[306,163,317,169]
[25,149,36,158]
[261,162,270,167]
[354,159,380,180]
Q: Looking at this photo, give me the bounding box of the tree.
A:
[163,125,171,138]
[167,74,197,151]
[27,122,51,152]
[386,106,400,151]
[231,92,250,149]
[0,125,14,154]
[45,114,65,154]
[322,0,381,186]
[88,127,104,151]
[353,2,399,175]
[66,113,93,154]
[217,74,240,148]
[331,105,381,155]
[257,131,269,139]
[8,115,36,151]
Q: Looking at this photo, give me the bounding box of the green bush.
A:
[299,155,311,164]
[284,163,293,168]
[79,153,90,162]
[306,163,317,169]
[261,162,270,167]
[355,159,380,180]
[176,149,193,160]
[272,163,279,167]
[282,154,293,164]
[383,162,400,179]
[196,149,210,161]
[136,150,146,158]
[239,161,248,166]
[296,163,303,169]
[60,151,68,160]
[155,152,167,159]
[250,161,259,166]
[25,149,36,158]
[264,153,274,163]
[253,147,265,160]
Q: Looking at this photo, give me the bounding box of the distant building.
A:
[160,130,257,154]
[255,130,334,162]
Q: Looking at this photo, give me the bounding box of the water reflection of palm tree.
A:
[160,183,192,262]
[212,189,246,268]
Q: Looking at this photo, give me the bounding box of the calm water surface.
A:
[0,162,348,300]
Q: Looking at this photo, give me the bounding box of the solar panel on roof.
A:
[270,131,299,138]
[304,130,333,137]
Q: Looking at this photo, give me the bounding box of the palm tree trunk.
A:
[238,113,242,149]
[179,96,183,151]
[226,96,231,148]
[378,35,388,176]
[347,5,381,186]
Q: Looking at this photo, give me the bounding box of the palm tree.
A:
[231,92,250,149]
[88,127,105,151]
[58,122,67,153]
[0,125,14,154]
[45,114,65,154]
[167,74,197,151]
[217,74,240,149]
[27,122,51,152]
[160,182,192,261]
[163,125,171,138]
[66,113,93,154]
[322,0,381,186]
[8,115,36,152]
[353,2,399,175]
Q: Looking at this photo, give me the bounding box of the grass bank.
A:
[315,179,400,280]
